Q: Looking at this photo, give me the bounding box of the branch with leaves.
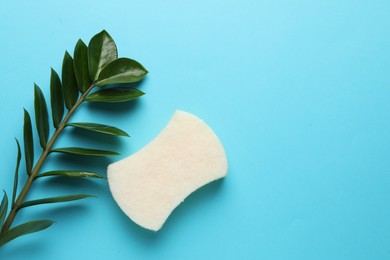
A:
[0,30,148,247]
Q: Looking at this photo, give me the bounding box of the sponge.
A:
[107,110,228,231]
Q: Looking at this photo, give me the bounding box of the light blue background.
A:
[0,0,390,259]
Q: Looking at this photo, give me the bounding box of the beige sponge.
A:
[107,110,228,231]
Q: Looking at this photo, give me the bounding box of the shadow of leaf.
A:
[0,236,47,257]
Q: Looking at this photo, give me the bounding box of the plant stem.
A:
[1,85,95,233]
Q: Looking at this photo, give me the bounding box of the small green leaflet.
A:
[67,122,129,136]
[95,58,148,86]
[51,147,119,156]
[19,194,94,209]
[34,84,50,148]
[0,191,8,232]
[62,51,79,110]
[12,139,21,206]
[88,30,118,81]
[0,220,54,247]
[36,170,104,179]
[86,87,144,103]
[74,39,91,93]
[50,68,64,128]
[23,110,34,175]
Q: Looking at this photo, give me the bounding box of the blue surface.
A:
[1,0,390,259]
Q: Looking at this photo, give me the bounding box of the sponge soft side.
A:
[107,110,228,231]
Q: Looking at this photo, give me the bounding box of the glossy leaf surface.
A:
[62,51,79,109]
[88,30,117,80]
[74,39,91,92]
[34,84,49,148]
[67,122,129,136]
[23,110,34,175]
[12,139,21,206]
[51,147,119,156]
[50,68,64,128]
[19,194,94,209]
[95,58,148,86]
[86,87,144,103]
[37,170,104,179]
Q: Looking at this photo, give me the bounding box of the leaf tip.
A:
[76,39,87,49]
[64,50,72,59]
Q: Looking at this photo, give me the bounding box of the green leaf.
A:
[67,122,129,137]
[23,109,34,175]
[36,170,104,179]
[51,147,119,156]
[0,191,8,232]
[86,87,144,103]
[95,58,148,86]
[88,30,117,81]
[74,39,92,93]
[50,68,64,128]
[19,194,94,209]
[62,51,79,109]
[12,139,22,206]
[34,84,49,148]
[0,220,54,247]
